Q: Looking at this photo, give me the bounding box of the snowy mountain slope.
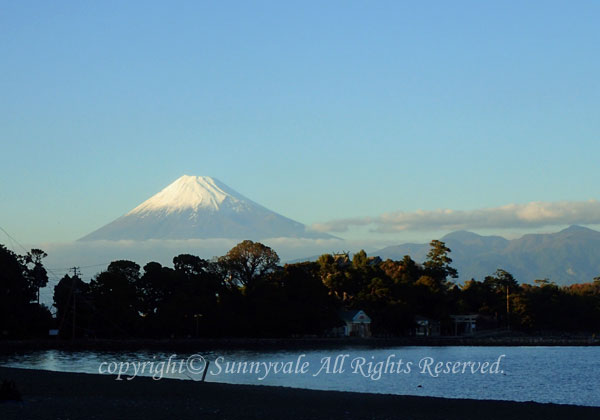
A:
[79,175,335,241]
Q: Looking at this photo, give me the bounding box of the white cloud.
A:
[312,200,600,233]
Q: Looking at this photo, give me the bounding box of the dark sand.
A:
[1,367,599,420]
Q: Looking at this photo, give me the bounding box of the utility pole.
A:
[506,285,510,331]
[70,267,80,339]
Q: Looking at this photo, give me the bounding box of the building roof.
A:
[339,309,371,323]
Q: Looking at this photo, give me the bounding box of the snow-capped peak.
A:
[80,175,337,241]
[127,175,241,215]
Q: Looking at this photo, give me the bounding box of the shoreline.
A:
[1,336,599,353]
[1,366,599,420]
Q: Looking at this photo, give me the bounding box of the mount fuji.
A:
[79,175,335,241]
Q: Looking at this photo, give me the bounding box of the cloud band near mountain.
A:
[311,200,600,233]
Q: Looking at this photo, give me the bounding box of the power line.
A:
[47,262,111,271]
[0,227,86,294]
[0,226,111,279]
[0,226,29,254]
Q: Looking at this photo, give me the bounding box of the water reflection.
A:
[1,346,599,407]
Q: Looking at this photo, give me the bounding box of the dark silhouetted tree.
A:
[53,274,91,338]
[89,260,141,337]
[25,248,48,305]
[423,240,458,287]
[276,262,340,335]
[0,245,51,337]
[218,240,280,290]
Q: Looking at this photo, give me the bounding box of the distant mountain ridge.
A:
[80,175,335,241]
[375,226,600,286]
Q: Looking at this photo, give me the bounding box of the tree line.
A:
[1,240,599,339]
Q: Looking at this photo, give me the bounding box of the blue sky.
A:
[2,1,599,246]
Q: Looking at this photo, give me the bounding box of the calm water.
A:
[2,346,599,407]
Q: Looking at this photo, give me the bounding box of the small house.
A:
[333,310,372,337]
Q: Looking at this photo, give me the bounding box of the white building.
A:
[337,310,372,337]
